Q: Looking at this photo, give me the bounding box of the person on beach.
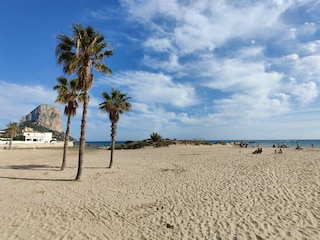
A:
[296,142,302,150]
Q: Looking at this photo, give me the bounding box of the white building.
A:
[23,127,53,143]
[0,130,7,141]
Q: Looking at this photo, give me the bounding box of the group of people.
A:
[249,141,315,155]
[252,148,263,154]
[273,144,287,148]
[252,147,284,154]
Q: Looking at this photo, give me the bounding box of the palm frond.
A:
[53,76,81,116]
[100,89,131,123]
[94,63,112,74]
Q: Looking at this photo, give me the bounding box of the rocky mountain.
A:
[20,104,63,133]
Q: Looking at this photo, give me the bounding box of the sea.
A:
[73,139,320,149]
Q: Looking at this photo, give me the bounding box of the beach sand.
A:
[0,145,319,239]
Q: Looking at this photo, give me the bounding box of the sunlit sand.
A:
[0,145,319,239]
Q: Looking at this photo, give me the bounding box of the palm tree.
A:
[53,76,81,170]
[150,132,162,142]
[6,122,19,150]
[99,89,131,168]
[56,24,113,180]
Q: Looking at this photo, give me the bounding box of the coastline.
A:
[0,144,319,239]
[76,139,320,149]
[0,141,74,149]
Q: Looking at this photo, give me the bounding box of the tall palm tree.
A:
[53,76,81,170]
[56,24,113,180]
[99,89,131,168]
[6,122,19,150]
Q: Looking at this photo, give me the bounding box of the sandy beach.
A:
[0,145,319,239]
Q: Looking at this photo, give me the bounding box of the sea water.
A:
[74,139,320,149]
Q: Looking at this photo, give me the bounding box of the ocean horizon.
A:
[74,139,320,149]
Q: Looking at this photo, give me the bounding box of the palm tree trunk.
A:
[109,122,117,168]
[61,114,71,170]
[75,89,89,180]
[9,135,13,150]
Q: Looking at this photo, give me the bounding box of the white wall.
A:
[23,132,52,143]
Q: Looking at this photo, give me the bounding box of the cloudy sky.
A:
[1,0,320,141]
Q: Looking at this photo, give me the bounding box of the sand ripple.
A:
[0,145,319,239]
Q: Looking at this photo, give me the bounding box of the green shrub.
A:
[110,138,212,150]
[150,132,162,142]
[13,135,25,141]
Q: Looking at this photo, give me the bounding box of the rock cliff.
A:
[20,104,63,133]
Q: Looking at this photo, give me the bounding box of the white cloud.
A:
[120,0,179,22]
[275,53,320,85]
[202,57,283,93]
[303,40,320,54]
[143,38,172,52]
[286,54,299,60]
[142,53,183,73]
[97,71,198,108]
[290,81,319,104]
[122,0,294,55]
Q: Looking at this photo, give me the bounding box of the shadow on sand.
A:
[1,164,60,171]
[0,164,75,181]
[0,176,75,181]
[0,164,111,181]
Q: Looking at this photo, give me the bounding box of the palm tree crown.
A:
[7,122,19,137]
[53,76,80,117]
[99,89,132,122]
[55,24,113,89]
[6,122,19,150]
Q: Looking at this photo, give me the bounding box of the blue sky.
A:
[1,0,320,141]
